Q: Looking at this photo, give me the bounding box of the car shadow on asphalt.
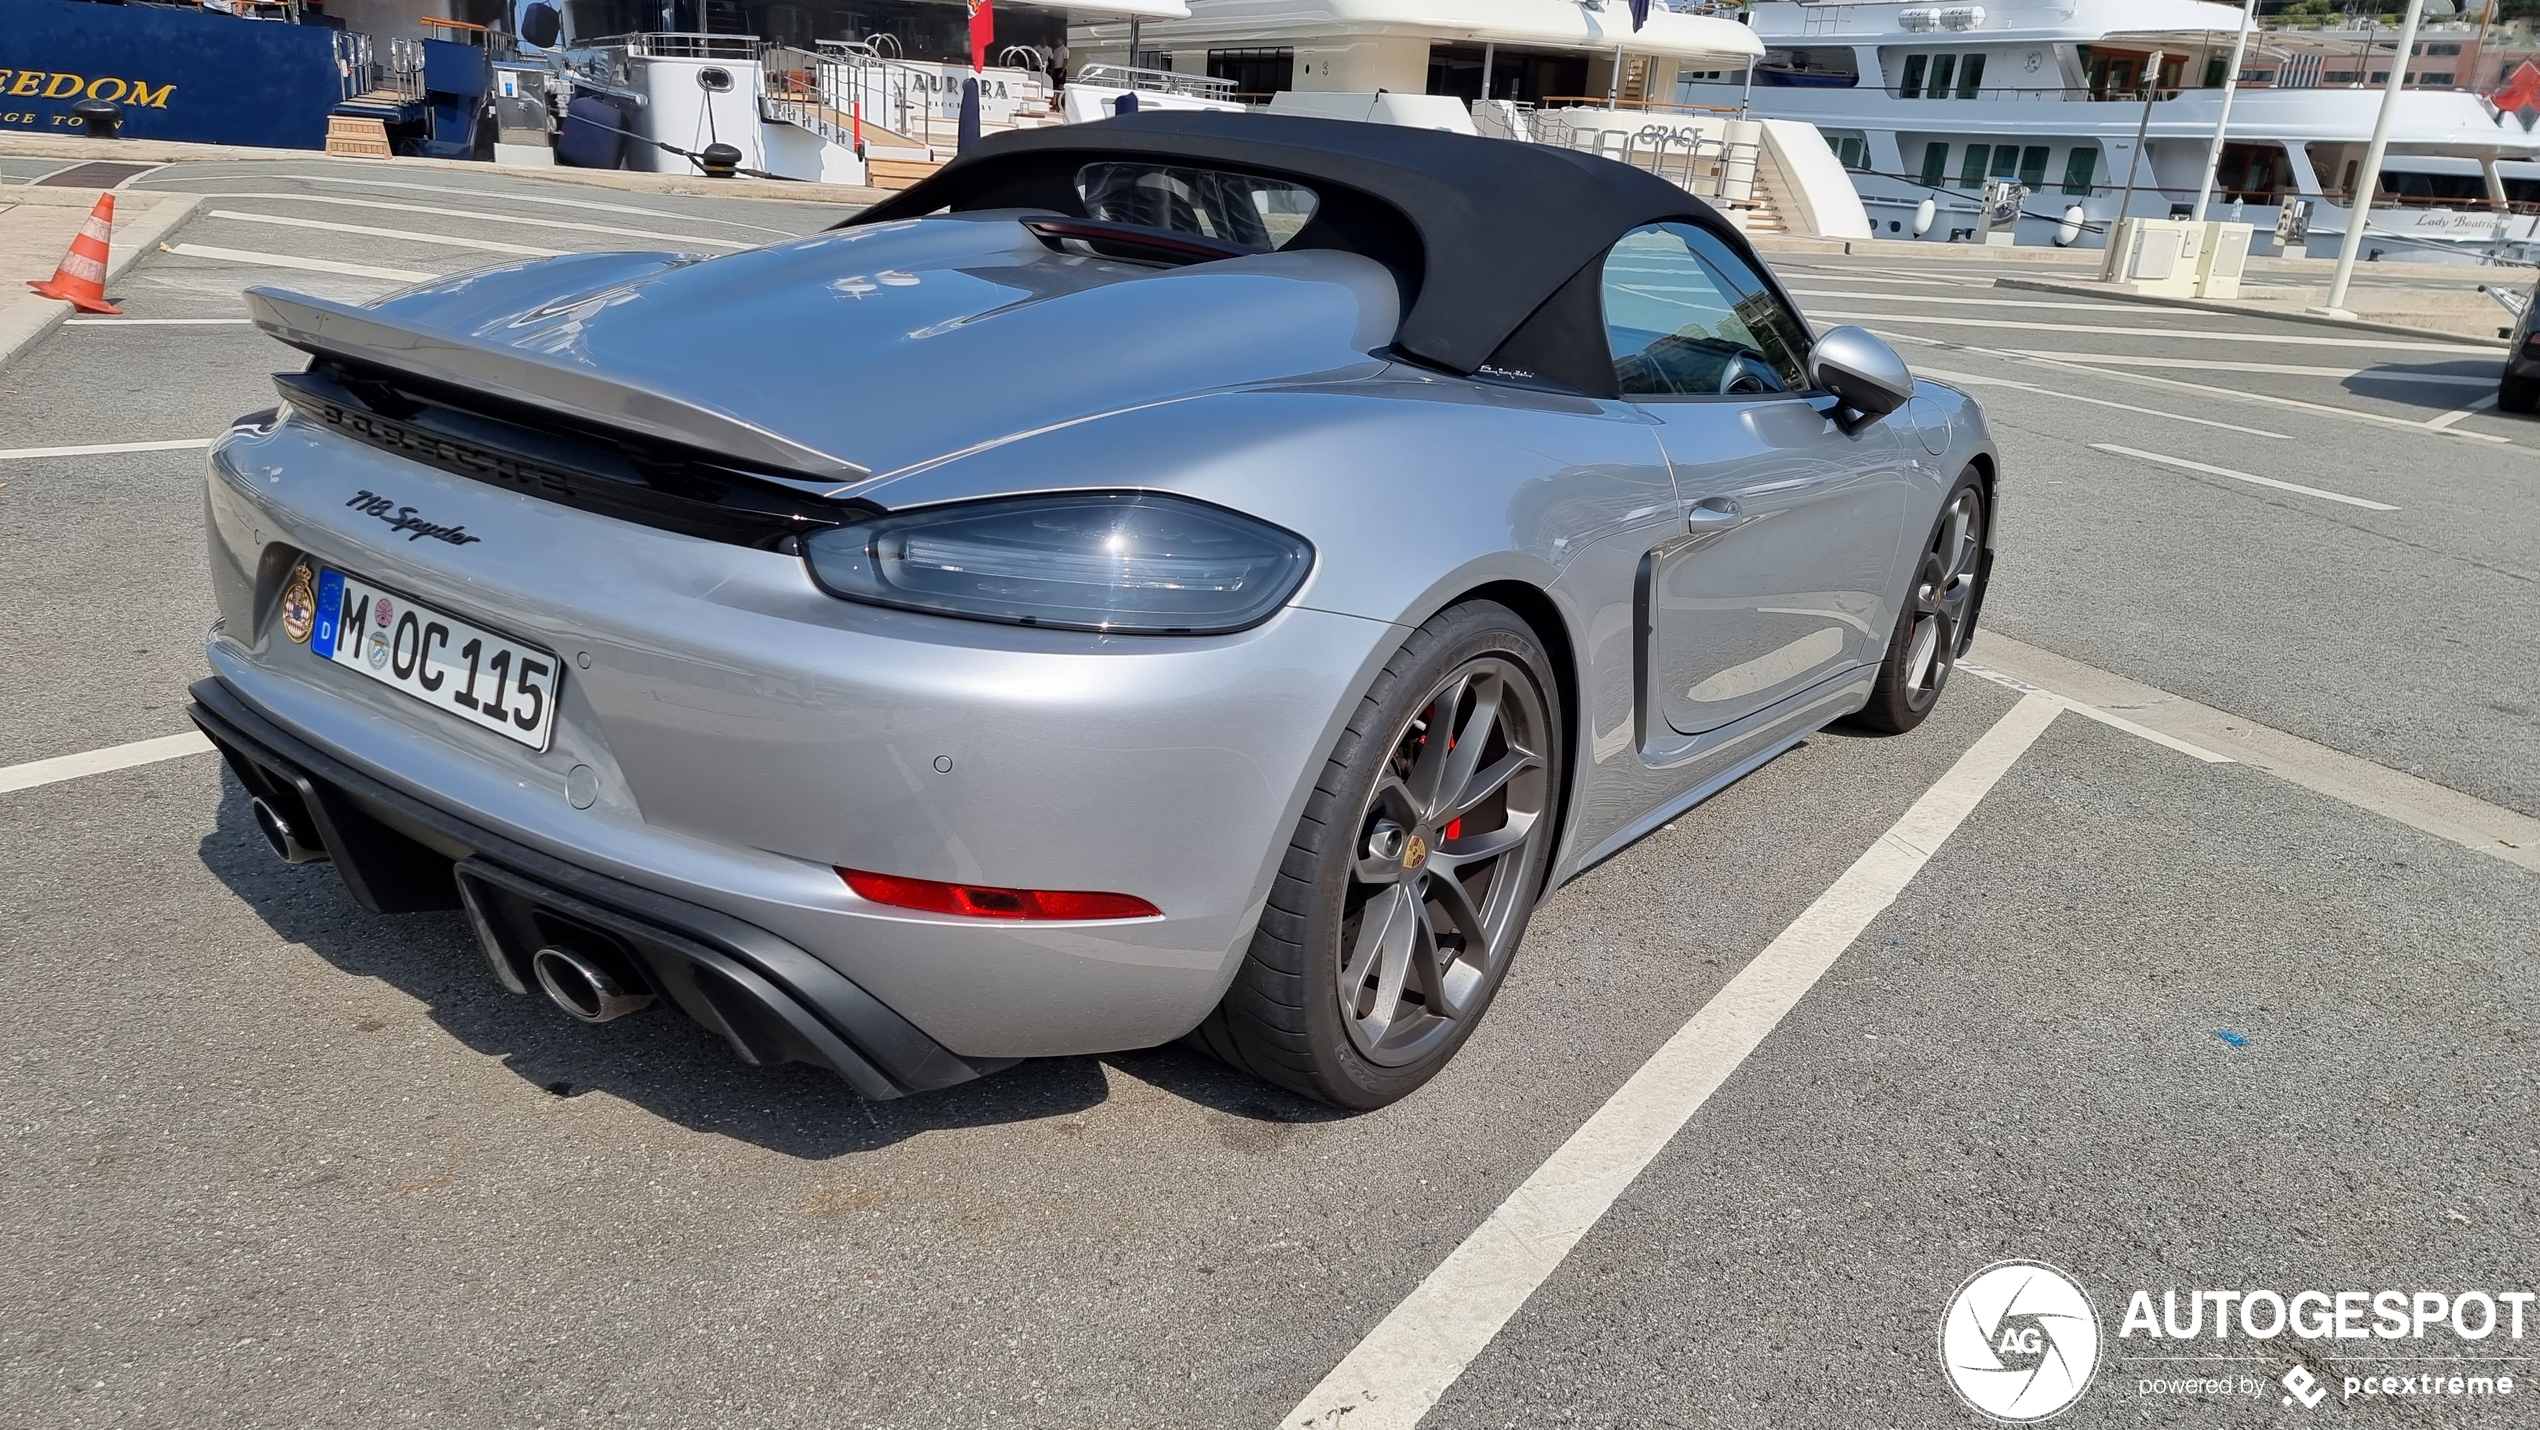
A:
[2344,360,2506,412]
[198,781,1338,1155]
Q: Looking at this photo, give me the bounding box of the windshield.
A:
[1074,163,1320,251]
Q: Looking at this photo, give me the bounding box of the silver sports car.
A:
[193,113,1997,1109]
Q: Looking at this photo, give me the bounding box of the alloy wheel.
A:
[1338,657,1551,1067]
[1902,485,1984,710]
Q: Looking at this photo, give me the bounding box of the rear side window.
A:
[1075,163,1320,250]
[1600,222,1813,399]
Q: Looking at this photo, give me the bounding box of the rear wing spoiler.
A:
[245,287,872,493]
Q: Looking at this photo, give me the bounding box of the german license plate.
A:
[310,568,561,751]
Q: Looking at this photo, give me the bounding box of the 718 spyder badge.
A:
[280,562,317,644]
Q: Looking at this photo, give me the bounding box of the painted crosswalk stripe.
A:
[163,243,436,282]
[0,733,216,795]
[2090,443,2401,511]
[206,209,567,257]
[1282,696,2066,1430]
[1,437,214,461]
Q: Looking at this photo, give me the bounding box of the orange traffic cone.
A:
[27,194,121,315]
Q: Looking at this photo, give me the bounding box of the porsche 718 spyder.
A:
[192,112,1998,1109]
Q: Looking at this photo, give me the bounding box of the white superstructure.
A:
[1697,0,2540,259]
[1071,0,1763,102]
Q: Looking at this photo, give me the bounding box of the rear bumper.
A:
[190,676,1005,1100]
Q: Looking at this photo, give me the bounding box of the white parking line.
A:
[1282,694,2064,1430]
[0,733,215,795]
[200,192,753,249]
[162,243,436,283]
[63,317,254,326]
[1790,289,2147,313]
[1969,633,2540,875]
[206,209,567,258]
[147,172,799,234]
[1820,309,2505,355]
[1781,270,1979,289]
[0,437,213,461]
[1958,664,2231,763]
[2428,393,2502,429]
[2005,352,2497,387]
[1860,266,1997,287]
[1916,366,2291,439]
[1887,335,2515,445]
[2090,443,2401,511]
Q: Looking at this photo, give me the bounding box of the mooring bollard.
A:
[70,98,125,139]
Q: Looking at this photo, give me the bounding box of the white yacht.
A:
[1088,0,2540,259]
[1691,0,2540,259]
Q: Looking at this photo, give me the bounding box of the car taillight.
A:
[838,868,1161,921]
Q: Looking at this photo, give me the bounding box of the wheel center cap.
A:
[1401,832,1429,870]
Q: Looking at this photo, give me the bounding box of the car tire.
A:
[1189,600,1564,1110]
[1849,471,1987,736]
[2499,372,2540,416]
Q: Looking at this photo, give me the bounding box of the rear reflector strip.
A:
[838,868,1161,921]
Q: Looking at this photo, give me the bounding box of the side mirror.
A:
[1808,326,1913,423]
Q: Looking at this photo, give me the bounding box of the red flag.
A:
[968,0,993,72]
[2494,59,2540,116]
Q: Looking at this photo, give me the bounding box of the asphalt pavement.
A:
[1,158,2533,1429]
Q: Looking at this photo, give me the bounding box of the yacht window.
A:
[1207,48,1294,99]
[1920,142,1951,187]
[2061,147,2098,196]
[1927,54,1957,98]
[1828,132,1871,171]
[1988,147,2022,183]
[1955,53,1986,98]
[2017,145,2050,189]
[1074,163,1320,250]
[1899,54,1927,98]
[1601,223,1812,399]
[1959,144,1991,189]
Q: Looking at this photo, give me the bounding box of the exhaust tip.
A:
[532,944,656,1023]
[250,796,328,864]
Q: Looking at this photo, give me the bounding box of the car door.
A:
[1599,222,1913,736]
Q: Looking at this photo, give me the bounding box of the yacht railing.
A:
[1841,81,2484,101]
[761,43,860,148]
[332,31,376,101]
[1072,63,1239,103]
[763,40,1053,153]
[383,37,426,99]
[1541,94,1743,115]
[1526,110,1762,205]
[611,32,762,60]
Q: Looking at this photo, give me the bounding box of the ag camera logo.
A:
[1941,1261,2103,1421]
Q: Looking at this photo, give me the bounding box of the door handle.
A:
[1688,497,1743,529]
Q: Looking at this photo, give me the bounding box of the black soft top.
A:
[844,110,1733,380]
